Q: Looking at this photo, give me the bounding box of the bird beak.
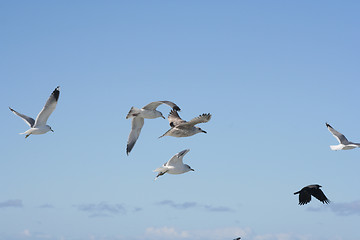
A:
[190,168,195,171]
[202,130,207,133]
[161,116,165,119]
[51,129,54,132]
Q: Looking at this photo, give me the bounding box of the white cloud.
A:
[144,226,249,240]
[22,229,31,237]
[145,226,189,239]
[252,233,312,240]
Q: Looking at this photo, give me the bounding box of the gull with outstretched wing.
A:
[126,101,181,155]
[9,86,60,138]
[159,110,211,138]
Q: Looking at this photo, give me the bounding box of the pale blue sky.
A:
[1,1,360,240]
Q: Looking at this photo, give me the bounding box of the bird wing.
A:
[312,189,330,204]
[181,113,211,127]
[326,123,349,144]
[9,107,35,127]
[166,149,190,167]
[34,86,60,127]
[126,117,145,155]
[167,109,186,127]
[298,190,312,205]
[142,101,181,111]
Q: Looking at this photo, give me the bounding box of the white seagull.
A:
[159,110,211,138]
[9,86,60,138]
[153,149,194,180]
[126,101,180,155]
[326,123,360,150]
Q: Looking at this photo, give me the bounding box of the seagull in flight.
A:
[159,110,211,138]
[126,101,180,155]
[153,149,194,180]
[294,184,330,205]
[326,123,360,150]
[9,86,60,138]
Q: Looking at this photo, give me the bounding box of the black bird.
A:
[294,184,330,205]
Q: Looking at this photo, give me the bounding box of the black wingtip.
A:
[52,87,60,101]
[9,107,14,112]
[326,122,332,128]
[173,106,181,111]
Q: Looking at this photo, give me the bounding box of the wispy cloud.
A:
[204,205,233,212]
[75,202,126,217]
[308,200,360,216]
[157,200,198,210]
[0,199,23,208]
[156,200,234,212]
[74,202,142,218]
[38,204,55,209]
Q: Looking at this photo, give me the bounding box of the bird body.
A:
[159,110,211,138]
[20,125,53,137]
[9,86,60,138]
[126,101,181,155]
[326,123,360,150]
[153,149,194,180]
[294,184,329,205]
[126,107,164,120]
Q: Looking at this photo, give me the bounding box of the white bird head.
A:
[46,125,54,132]
[195,127,207,134]
[185,164,195,172]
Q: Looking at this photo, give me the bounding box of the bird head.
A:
[196,127,207,134]
[186,164,194,172]
[47,125,54,132]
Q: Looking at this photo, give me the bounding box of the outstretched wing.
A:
[182,113,211,127]
[312,189,330,204]
[168,109,186,127]
[326,123,349,144]
[142,101,181,111]
[298,190,312,205]
[126,117,145,155]
[166,149,190,167]
[34,86,60,127]
[9,107,35,127]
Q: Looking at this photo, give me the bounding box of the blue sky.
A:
[1,1,360,240]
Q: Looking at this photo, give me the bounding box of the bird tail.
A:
[294,191,300,195]
[19,129,32,136]
[330,145,341,151]
[158,129,171,138]
[126,107,140,119]
[153,167,165,173]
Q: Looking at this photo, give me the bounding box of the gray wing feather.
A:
[126,117,145,155]
[326,123,349,144]
[34,86,60,127]
[166,149,190,166]
[9,107,35,127]
[143,101,181,111]
[182,113,211,127]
